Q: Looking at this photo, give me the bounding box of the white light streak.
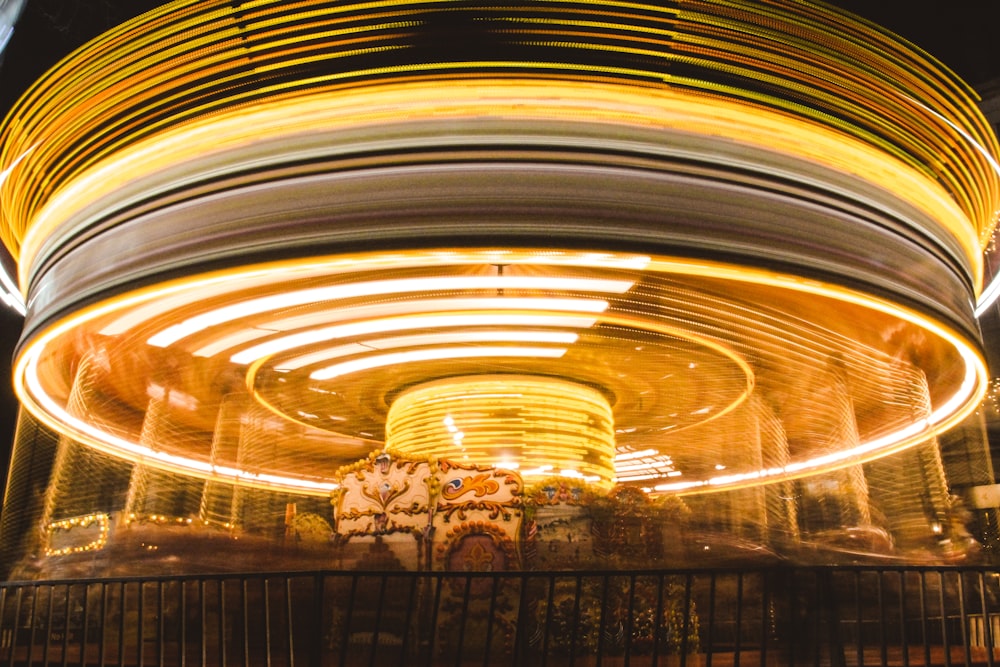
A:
[274,330,578,370]
[147,276,630,347]
[231,311,597,365]
[310,346,567,380]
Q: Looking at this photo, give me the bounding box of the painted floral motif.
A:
[334,451,433,537]
[441,473,500,500]
[462,540,496,571]
[361,478,410,509]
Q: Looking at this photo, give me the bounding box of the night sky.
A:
[0,0,998,471]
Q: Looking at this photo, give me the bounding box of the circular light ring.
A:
[247,315,754,443]
[15,124,984,353]
[386,375,616,484]
[1,0,997,264]
[12,249,987,497]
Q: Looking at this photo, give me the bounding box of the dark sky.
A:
[0,0,998,463]
[832,0,1000,86]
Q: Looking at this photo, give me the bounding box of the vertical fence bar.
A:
[651,572,665,667]
[97,583,107,667]
[41,584,53,667]
[425,574,443,667]
[853,571,864,667]
[814,571,823,667]
[8,586,23,667]
[137,581,145,667]
[680,573,693,667]
[919,571,930,667]
[900,570,909,667]
[452,575,473,667]
[77,584,90,667]
[0,585,13,667]
[241,577,249,667]
[877,571,887,667]
[939,570,952,667]
[115,582,124,667]
[369,574,387,667]
[734,572,743,666]
[539,574,555,667]
[263,578,272,667]
[569,574,583,667]
[219,578,227,667]
[59,583,72,667]
[336,573,357,667]
[595,574,609,667]
[157,581,165,667]
[787,571,798,667]
[623,574,636,666]
[0,586,6,666]
[200,579,208,667]
[704,571,716,667]
[760,571,769,667]
[179,579,187,667]
[958,571,971,667]
[284,577,294,667]
[979,570,995,667]
[481,573,498,667]
[25,584,38,667]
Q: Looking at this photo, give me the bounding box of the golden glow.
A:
[147,276,631,348]
[4,0,997,266]
[11,247,987,496]
[386,375,615,484]
[275,330,580,371]
[44,512,110,557]
[311,346,569,380]
[14,78,987,291]
[2,0,995,505]
[232,311,601,365]
[19,341,338,496]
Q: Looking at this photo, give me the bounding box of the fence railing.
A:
[2,566,1000,666]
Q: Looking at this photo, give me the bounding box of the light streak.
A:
[274,330,579,371]
[310,346,568,380]
[148,277,626,348]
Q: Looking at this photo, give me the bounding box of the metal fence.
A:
[1,566,1000,666]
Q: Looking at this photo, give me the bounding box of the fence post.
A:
[310,574,324,667]
[820,570,846,667]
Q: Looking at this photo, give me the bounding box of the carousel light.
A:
[148,277,631,348]
[386,375,616,485]
[311,346,569,380]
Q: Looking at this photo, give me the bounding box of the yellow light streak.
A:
[310,346,569,381]
[13,78,986,291]
[146,277,627,348]
[11,246,987,497]
[231,310,600,365]
[387,374,615,484]
[274,330,579,371]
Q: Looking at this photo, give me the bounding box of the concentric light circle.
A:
[10,247,986,496]
[386,375,616,484]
